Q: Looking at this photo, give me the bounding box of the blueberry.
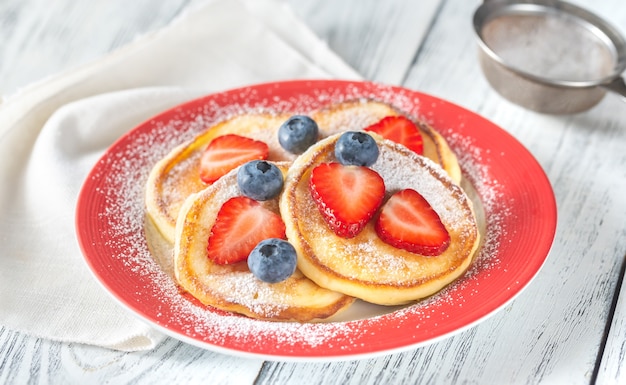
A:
[248,239,297,283]
[237,160,284,201]
[335,131,379,166]
[278,115,319,154]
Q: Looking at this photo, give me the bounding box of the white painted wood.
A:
[597,266,626,385]
[1,0,626,384]
[261,0,626,384]
[404,0,626,384]
[570,4,626,382]
[0,0,195,98]
[289,0,443,85]
[0,327,264,384]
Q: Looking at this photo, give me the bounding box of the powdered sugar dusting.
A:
[373,144,471,230]
[83,81,516,358]
[444,131,508,276]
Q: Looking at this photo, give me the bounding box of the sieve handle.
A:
[601,76,626,101]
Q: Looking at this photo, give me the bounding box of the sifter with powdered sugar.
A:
[473,0,626,114]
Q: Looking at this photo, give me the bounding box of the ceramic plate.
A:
[76,80,557,361]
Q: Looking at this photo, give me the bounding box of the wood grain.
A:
[0,326,265,384]
[289,0,443,84]
[264,0,626,384]
[1,0,625,383]
[0,0,192,97]
[404,1,626,384]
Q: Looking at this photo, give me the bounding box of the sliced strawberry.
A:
[207,196,286,265]
[364,116,424,155]
[375,189,450,255]
[309,162,385,238]
[200,134,269,184]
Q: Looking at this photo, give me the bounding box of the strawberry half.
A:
[309,162,385,238]
[364,116,424,155]
[200,134,269,184]
[375,189,450,255]
[207,196,286,265]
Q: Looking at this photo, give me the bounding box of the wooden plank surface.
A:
[1,0,626,384]
[289,0,443,84]
[0,0,191,97]
[403,0,626,383]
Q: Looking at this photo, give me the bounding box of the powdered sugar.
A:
[82,81,515,358]
[373,143,471,230]
[444,131,507,276]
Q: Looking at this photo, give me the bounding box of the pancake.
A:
[310,100,462,183]
[146,113,293,243]
[173,163,355,322]
[279,134,480,306]
[146,100,461,244]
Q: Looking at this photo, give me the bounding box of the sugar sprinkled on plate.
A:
[85,82,511,356]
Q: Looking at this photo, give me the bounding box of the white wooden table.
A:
[1,0,625,383]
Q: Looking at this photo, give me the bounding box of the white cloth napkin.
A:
[0,0,360,352]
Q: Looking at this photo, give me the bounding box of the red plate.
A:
[76,80,556,361]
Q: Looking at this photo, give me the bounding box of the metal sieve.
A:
[473,0,626,114]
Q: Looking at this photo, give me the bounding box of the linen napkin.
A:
[0,0,360,352]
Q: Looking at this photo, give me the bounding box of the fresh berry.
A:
[207,196,286,264]
[248,238,297,283]
[237,160,284,201]
[334,131,379,166]
[364,116,424,155]
[375,189,450,255]
[200,134,269,184]
[309,162,385,238]
[278,115,319,154]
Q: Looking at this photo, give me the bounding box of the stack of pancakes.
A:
[144,100,480,322]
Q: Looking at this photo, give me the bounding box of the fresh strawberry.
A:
[309,162,385,238]
[207,196,286,265]
[364,116,424,155]
[375,189,450,255]
[200,134,269,184]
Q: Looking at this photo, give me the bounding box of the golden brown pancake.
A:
[311,100,462,183]
[146,113,293,243]
[280,134,480,306]
[173,163,355,322]
[145,100,462,245]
